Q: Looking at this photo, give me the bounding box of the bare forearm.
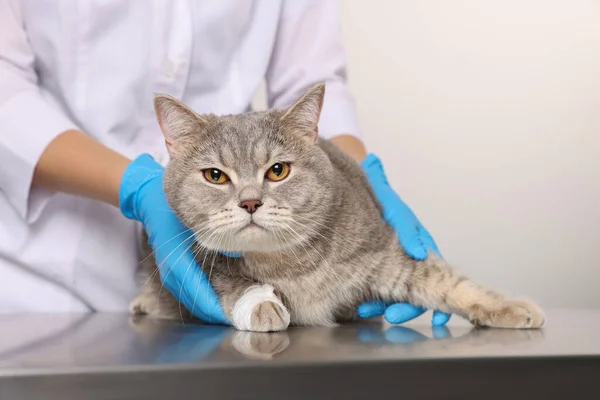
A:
[33,130,131,207]
[329,134,368,163]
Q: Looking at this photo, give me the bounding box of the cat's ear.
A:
[154,94,208,156]
[280,83,325,143]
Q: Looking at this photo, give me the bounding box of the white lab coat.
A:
[0,0,360,312]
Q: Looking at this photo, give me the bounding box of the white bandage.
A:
[231,284,290,331]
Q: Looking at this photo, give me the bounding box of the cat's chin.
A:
[216,236,298,254]
[202,230,281,254]
[198,223,307,253]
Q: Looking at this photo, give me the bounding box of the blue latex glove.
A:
[357,154,451,326]
[119,154,230,325]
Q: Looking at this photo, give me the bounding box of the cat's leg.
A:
[212,275,291,333]
[373,253,545,328]
[129,265,291,331]
[130,240,289,330]
[129,285,192,320]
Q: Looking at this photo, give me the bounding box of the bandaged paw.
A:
[232,284,290,332]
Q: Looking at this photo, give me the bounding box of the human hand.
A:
[357,154,451,326]
[119,154,230,324]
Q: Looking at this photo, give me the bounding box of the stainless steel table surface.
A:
[0,309,598,399]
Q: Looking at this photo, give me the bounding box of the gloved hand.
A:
[119,153,230,325]
[357,154,451,326]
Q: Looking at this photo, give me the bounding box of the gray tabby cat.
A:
[130,83,545,332]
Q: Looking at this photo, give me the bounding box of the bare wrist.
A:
[34,130,131,207]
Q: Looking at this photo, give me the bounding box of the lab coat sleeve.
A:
[266,0,361,140]
[0,0,78,222]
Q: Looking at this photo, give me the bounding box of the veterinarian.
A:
[0,0,449,326]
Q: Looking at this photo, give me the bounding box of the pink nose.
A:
[239,199,262,214]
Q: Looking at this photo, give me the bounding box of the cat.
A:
[130,83,545,332]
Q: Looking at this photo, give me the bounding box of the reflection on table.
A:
[0,309,596,373]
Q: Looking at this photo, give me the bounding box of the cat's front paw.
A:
[468,299,545,329]
[249,301,290,332]
[232,284,290,332]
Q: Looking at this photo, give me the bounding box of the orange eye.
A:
[266,162,291,182]
[203,168,229,184]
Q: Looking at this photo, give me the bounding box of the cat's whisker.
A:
[225,248,234,278]
[156,207,178,214]
[155,238,197,312]
[209,220,243,233]
[192,227,224,323]
[193,225,224,247]
[150,227,219,304]
[208,213,237,225]
[271,223,286,260]
[188,244,204,320]
[153,233,197,273]
[177,248,199,324]
[182,242,208,323]
[205,228,228,314]
[138,228,193,265]
[142,263,162,290]
[220,227,238,279]
[148,232,197,297]
[140,235,193,289]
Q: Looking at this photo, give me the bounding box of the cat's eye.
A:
[266,162,291,182]
[203,168,229,184]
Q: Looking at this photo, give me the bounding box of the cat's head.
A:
[155,83,335,253]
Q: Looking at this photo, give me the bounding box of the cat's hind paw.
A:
[129,291,188,321]
[129,292,156,315]
[468,299,545,329]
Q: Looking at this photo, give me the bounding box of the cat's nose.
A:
[239,199,263,214]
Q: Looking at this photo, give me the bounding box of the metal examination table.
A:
[0,309,598,399]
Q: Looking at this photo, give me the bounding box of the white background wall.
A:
[257,0,600,309]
